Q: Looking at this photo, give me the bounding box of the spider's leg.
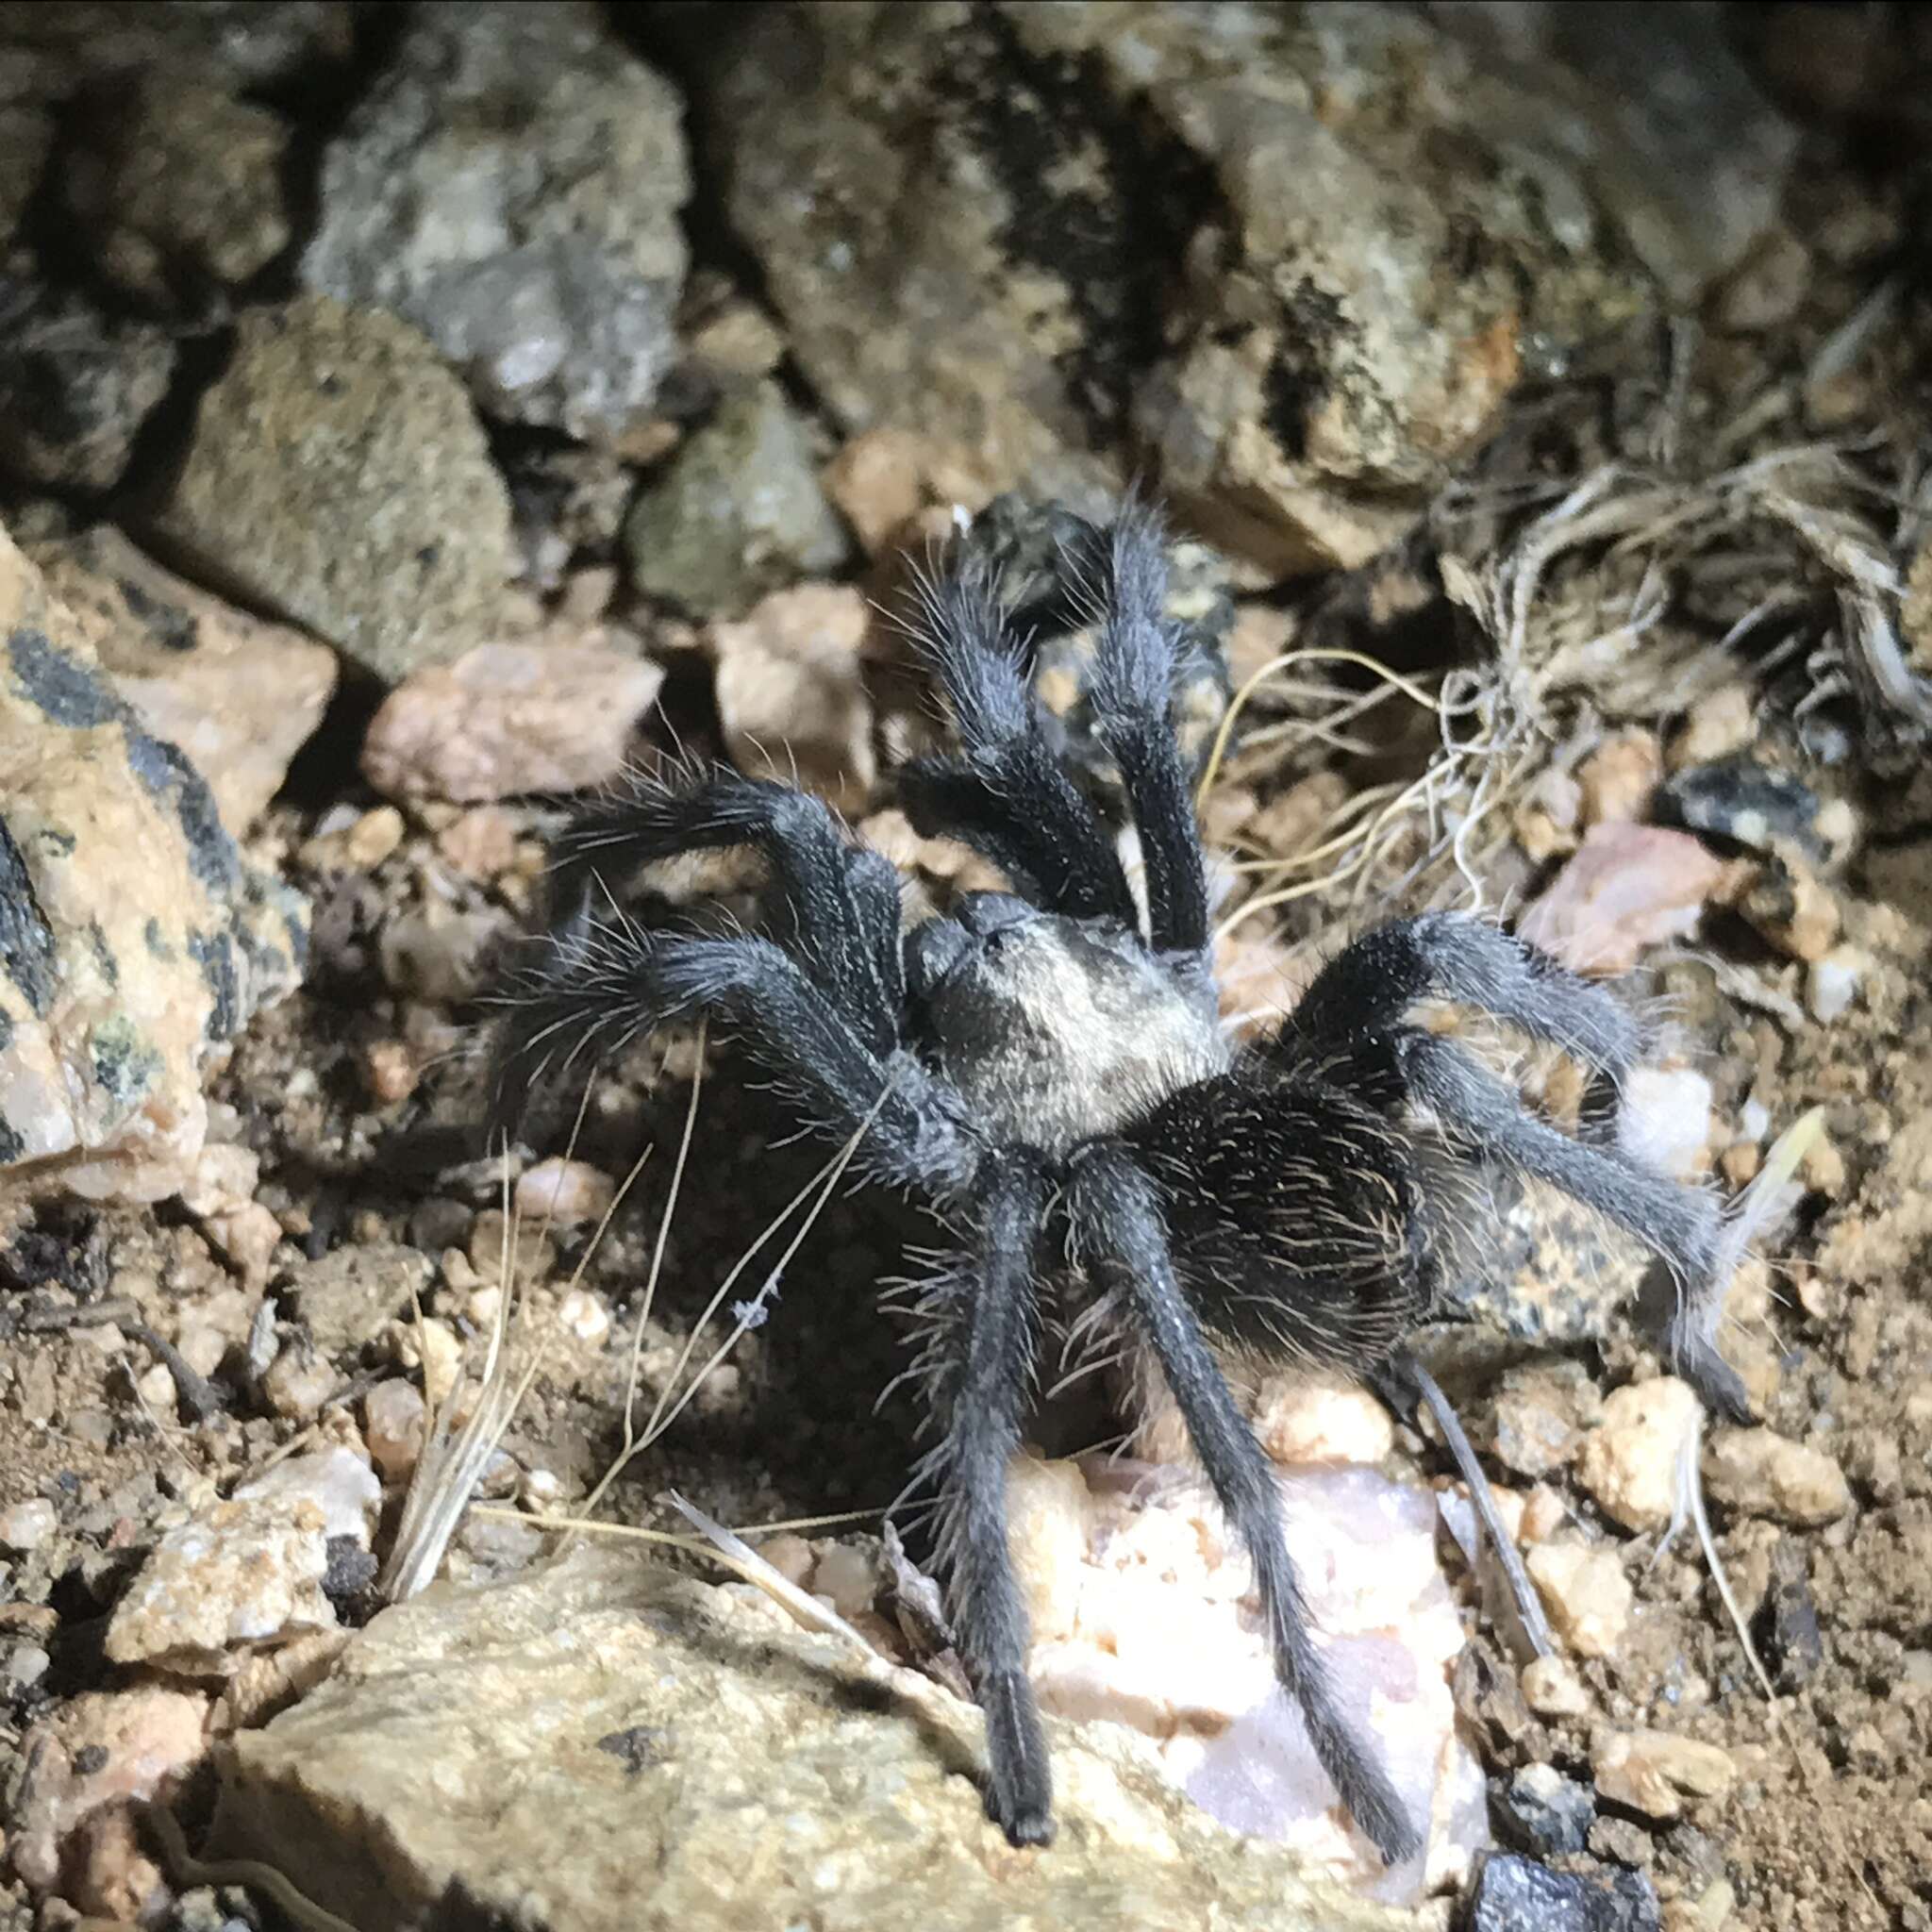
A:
[1285,912,1641,1137]
[548,770,904,1056]
[926,1150,1056,1846]
[489,924,977,1196]
[899,567,1139,926]
[1394,1030,1751,1422]
[1085,501,1210,966]
[1066,1141,1422,1866]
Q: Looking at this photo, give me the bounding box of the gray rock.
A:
[149,294,515,683]
[63,74,291,315]
[302,0,690,446]
[625,379,849,613]
[213,1549,1422,1932]
[0,276,177,494]
[284,1241,434,1361]
[713,5,1792,579]
[0,2,353,95]
[0,523,306,1202]
[1428,2,1800,305]
[1496,1764,1595,1857]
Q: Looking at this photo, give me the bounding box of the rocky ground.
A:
[2,5,1930,1930]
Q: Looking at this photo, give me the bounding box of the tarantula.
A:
[490,505,1751,1864]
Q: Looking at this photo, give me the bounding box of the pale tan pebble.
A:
[1802,1133,1846,1197]
[712,585,874,815]
[810,1542,879,1623]
[465,1285,504,1330]
[1703,1427,1851,1525]
[1667,683,1756,771]
[206,1201,283,1286]
[236,1448,380,1545]
[1737,860,1840,963]
[1489,1360,1601,1478]
[468,1208,551,1288]
[519,1468,564,1512]
[359,1038,419,1108]
[302,805,405,873]
[515,1158,617,1229]
[1575,1377,1700,1535]
[1514,803,1572,864]
[106,1496,338,1671]
[361,631,665,803]
[136,1360,178,1411]
[440,1247,483,1295]
[437,805,520,878]
[1199,783,1257,849]
[363,1378,427,1485]
[1520,1653,1592,1718]
[759,1534,816,1591]
[179,1141,261,1217]
[558,564,619,623]
[856,809,999,889]
[173,1321,234,1380]
[1524,1541,1631,1659]
[1211,924,1302,1038]
[1254,1376,1394,1467]
[1805,943,1864,1023]
[0,1497,58,1554]
[822,427,931,556]
[557,1287,610,1346]
[378,900,506,1003]
[1591,1726,1736,1821]
[1006,1457,1091,1644]
[1720,1141,1760,1189]
[261,1341,338,1423]
[1576,729,1661,826]
[394,1317,465,1411]
[1519,1485,1568,1543]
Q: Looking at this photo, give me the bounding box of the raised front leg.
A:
[1085,503,1211,966]
[899,564,1140,928]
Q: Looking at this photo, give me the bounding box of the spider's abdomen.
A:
[1120,1071,1431,1374]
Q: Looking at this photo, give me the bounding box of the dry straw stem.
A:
[379,1095,653,1603]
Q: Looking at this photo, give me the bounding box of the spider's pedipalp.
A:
[1065,1141,1423,1866]
[547,769,905,1055]
[923,1151,1057,1846]
[899,564,1138,927]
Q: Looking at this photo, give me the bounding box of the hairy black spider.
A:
[490,503,1751,1864]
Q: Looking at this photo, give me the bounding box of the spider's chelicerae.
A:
[491,504,1751,1864]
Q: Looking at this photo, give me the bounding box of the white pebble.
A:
[1806,944,1863,1024]
[1617,1065,1712,1179]
[514,1158,617,1229]
[557,1288,610,1345]
[1740,1096,1771,1141]
[0,1498,58,1554]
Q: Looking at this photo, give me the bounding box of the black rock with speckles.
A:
[1494,1763,1596,1857]
[1466,1854,1661,1932]
[1753,1536,1825,1690]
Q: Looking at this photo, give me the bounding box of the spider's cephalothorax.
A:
[491,503,1751,1864]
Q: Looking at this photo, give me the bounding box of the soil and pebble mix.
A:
[2,5,1930,1929]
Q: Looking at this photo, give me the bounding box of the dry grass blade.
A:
[379,1120,655,1603]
